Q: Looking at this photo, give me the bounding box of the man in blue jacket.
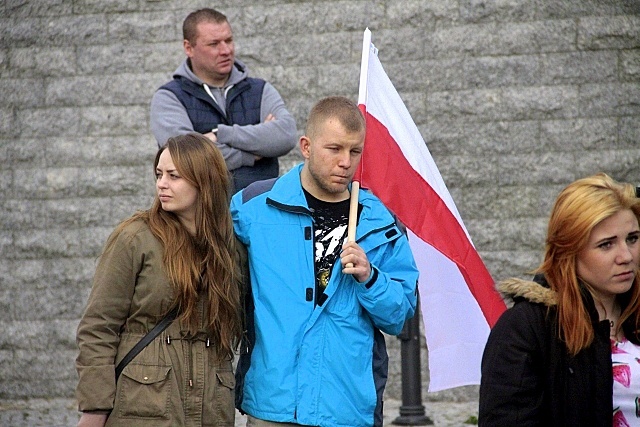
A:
[150,8,297,192]
[232,96,419,427]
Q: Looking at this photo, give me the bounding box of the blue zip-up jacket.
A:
[231,164,419,427]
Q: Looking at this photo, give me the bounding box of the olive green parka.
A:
[76,220,235,426]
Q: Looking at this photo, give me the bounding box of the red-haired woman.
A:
[480,173,640,426]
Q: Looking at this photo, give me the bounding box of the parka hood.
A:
[497,278,557,307]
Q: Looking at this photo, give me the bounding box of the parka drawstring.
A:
[166,331,212,388]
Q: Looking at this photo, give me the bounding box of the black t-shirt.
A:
[304,189,350,306]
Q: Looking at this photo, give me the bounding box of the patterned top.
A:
[612,337,640,426]
[303,189,350,306]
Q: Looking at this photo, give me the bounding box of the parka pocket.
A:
[204,370,235,426]
[216,370,235,390]
[118,364,171,418]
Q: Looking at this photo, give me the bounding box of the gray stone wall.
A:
[1,0,638,403]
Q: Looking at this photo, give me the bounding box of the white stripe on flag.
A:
[409,230,491,391]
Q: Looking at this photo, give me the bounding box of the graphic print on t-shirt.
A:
[304,189,350,306]
[314,219,348,290]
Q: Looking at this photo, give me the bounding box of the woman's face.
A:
[155,149,198,229]
[576,209,640,305]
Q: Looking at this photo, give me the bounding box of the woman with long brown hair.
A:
[480,173,640,426]
[76,133,242,427]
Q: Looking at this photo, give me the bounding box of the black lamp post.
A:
[393,296,432,426]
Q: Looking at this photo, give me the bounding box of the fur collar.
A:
[497,278,557,307]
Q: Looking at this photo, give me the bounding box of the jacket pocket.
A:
[204,370,235,426]
[118,364,171,418]
[217,370,235,390]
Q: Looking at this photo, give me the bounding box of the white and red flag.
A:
[355,29,507,392]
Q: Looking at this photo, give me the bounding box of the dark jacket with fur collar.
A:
[479,276,618,426]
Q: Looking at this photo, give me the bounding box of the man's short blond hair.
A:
[305,96,365,139]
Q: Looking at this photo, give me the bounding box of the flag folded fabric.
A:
[355,29,507,392]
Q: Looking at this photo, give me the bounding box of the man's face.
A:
[184,20,235,86]
[300,118,365,202]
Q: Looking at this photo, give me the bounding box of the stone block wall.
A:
[1,0,638,402]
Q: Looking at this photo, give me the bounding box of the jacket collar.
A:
[266,164,396,239]
[498,275,605,325]
[175,58,249,89]
[497,277,557,307]
[500,275,640,344]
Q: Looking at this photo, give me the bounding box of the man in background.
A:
[150,8,297,192]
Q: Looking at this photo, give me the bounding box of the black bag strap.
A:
[115,307,179,381]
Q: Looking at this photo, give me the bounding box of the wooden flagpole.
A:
[345,28,372,267]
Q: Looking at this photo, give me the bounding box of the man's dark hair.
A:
[183,8,229,44]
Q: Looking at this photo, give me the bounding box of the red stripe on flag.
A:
[358,111,505,327]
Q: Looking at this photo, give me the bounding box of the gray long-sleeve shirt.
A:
[150,58,297,172]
